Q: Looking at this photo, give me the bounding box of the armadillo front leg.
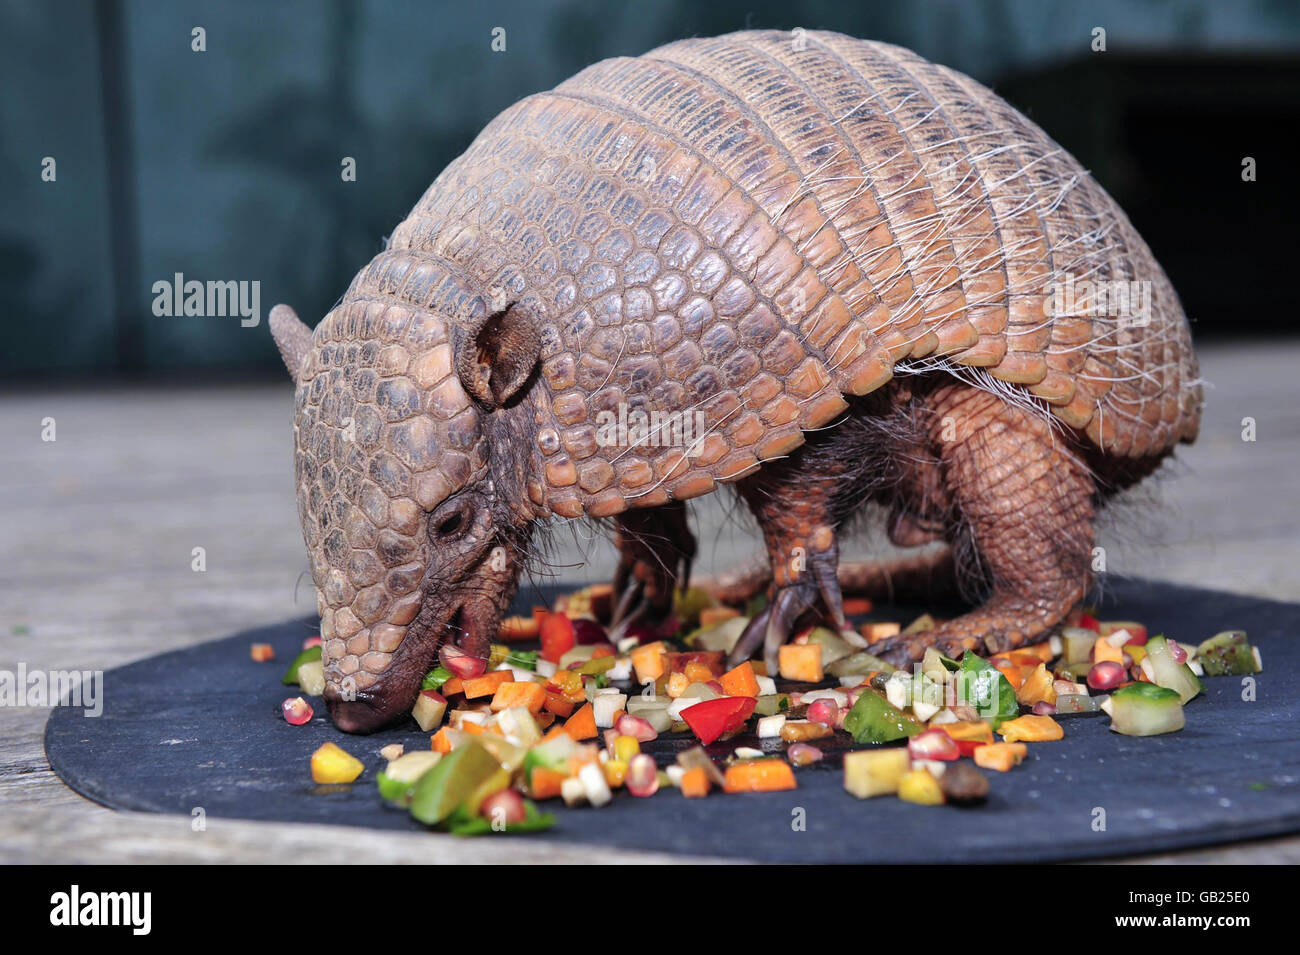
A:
[610,501,696,628]
[870,386,1097,666]
[725,462,854,672]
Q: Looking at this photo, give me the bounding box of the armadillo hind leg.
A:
[609,501,696,631]
[871,385,1097,667]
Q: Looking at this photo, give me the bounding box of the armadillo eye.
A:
[436,510,465,537]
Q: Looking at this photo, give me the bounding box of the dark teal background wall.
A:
[3,0,1298,379]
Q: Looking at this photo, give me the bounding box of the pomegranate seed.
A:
[624,620,660,645]
[1087,660,1125,691]
[1032,700,1057,716]
[439,643,486,679]
[616,714,658,742]
[626,754,659,797]
[787,743,823,767]
[282,696,313,725]
[479,788,527,825]
[807,698,839,726]
[603,728,620,751]
[908,728,959,761]
[572,618,609,645]
[1169,640,1188,664]
[302,635,322,649]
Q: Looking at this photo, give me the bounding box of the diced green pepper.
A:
[445,798,556,836]
[504,650,541,671]
[421,665,453,691]
[959,651,1019,729]
[843,688,923,744]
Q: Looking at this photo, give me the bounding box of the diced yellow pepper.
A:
[603,759,628,788]
[897,768,945,805]
[310,742,364,783]
[612,735,640,762]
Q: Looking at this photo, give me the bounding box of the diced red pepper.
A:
[1077,614,1101,632]
[679,696,757,746]
[539,613,576,663]
[955,739,987,757]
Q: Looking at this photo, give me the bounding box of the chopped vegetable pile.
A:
[270,587,1263,834]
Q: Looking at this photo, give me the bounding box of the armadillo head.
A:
[270,296,541,733]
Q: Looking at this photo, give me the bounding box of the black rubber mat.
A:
[44,578,1300,862]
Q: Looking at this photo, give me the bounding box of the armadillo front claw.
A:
[725,582,819,672]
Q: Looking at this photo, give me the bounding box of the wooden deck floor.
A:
[2,340,1298,863]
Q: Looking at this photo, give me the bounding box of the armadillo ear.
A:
[269,304,314,380]
[455,304,541,408]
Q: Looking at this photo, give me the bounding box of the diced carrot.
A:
[778,643,823,683]
[719,660,760,698]
[842,596,874,616]
[563,702,598,740]
[630,642,668,683]
[498,615,540,641]
[431,727,454,754]
[543,691,575,718]
[540,724,568,743]
[441,677,463,696]
[683,661,715,684]
[998,714,1064,743]
[994,661,1028,690]
[723,759,798,793]
[489,681,547,713]
[591,645,615,659]
[1093,639,1124,665]
[699,606,740,628]
[250,643,275,662]
[973,741,1028,772]
[530,767,566,800]
[942,720,995,743]
[462,669,513,699]
[860,622,900,644]
[680,766,711,798]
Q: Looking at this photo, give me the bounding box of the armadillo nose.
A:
[325,695,389,734]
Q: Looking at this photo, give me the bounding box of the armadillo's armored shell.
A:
[293,259,491,692]
[376,30,1199,522]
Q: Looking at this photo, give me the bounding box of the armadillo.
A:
[269,30,1201,733]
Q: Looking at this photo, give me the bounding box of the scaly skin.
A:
[270,31,1201,732]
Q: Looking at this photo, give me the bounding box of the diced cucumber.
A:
[753,693,791,717]
[281,645,322,685]
[1061,627,1098,665]
[376,751,442,805]
[1101,683,1184,736]
[826,650,897,677]
[296,659,325,696]
[409,741,503,826]
[522,734,576,787]
[1145,636,1204,704]
[804,627,855,666]
[1195,631,1261,677]
[689,616,749,653]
